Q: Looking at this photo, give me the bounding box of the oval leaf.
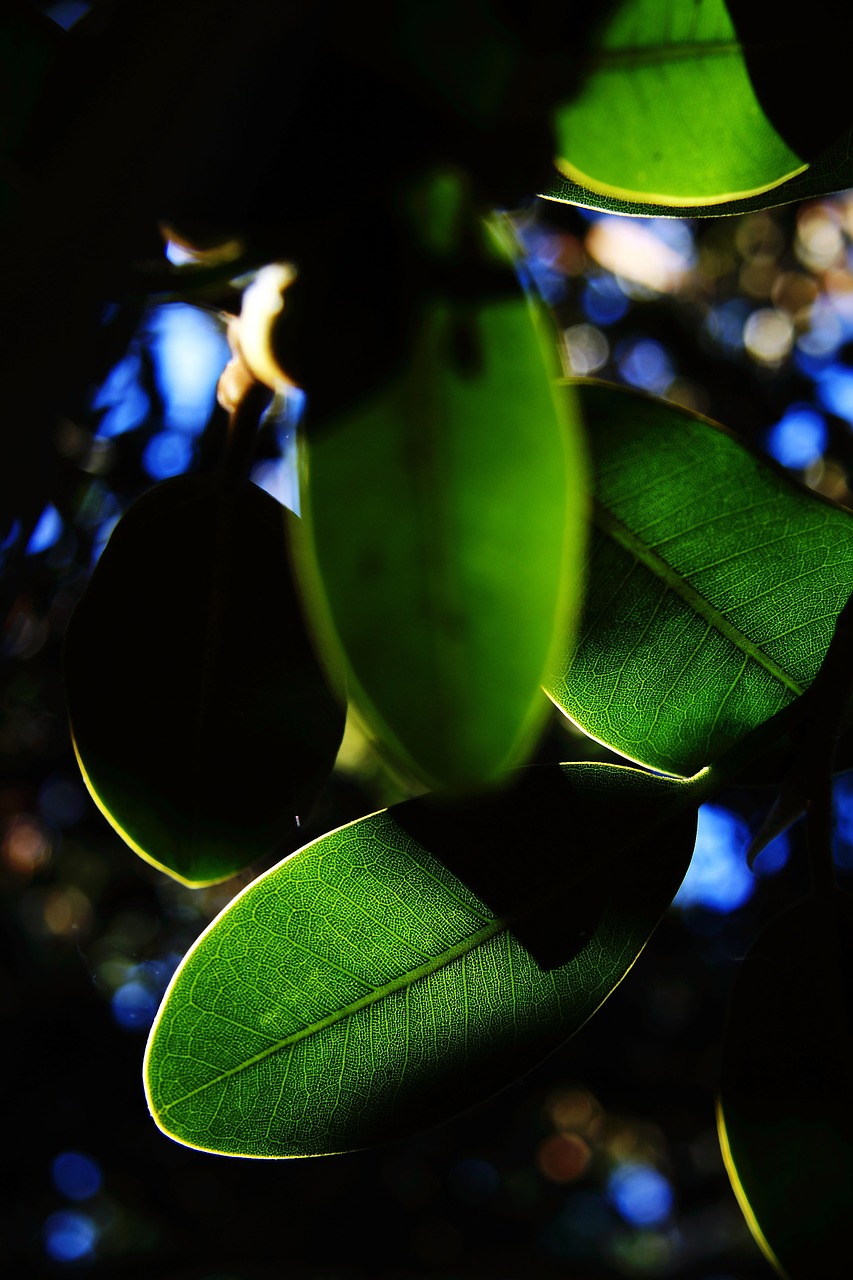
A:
[546,381,853,776]
[718,894,853,1278]
[64,476,345,886]
[553,0,805,209]
[295,283,587,791]
[144,762,697,1157]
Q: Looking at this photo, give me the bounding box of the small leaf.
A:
[64,475,345,886]
[552,0,807,209]
[295,276,587,791]
[546,382,853,777]
[718,894,853,1278]
[144,762,698,1157]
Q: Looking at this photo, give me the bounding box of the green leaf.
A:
[294,279,587,791]
[546,381,853,777]
[144,762,698,1157]
[540,127,853,220]
[64,476,345,886]
[552,0,806,209]
[718,894,853,1279]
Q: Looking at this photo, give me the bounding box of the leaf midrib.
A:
[158,914,507,1114]
[592,499,805,698]
[589,39,741,71]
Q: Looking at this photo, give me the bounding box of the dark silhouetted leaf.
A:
[64,476,345,886]
[724,1,853,165]
[295,277,587,792]
[144,762,698,1157]
[718,894,853,1278]
[546,382,853,776]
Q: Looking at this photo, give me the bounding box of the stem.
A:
[219,380,274,493]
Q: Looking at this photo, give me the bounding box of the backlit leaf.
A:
[295,278,587,791]
[64,475,345,886]
[546,382,853,776]
[553,0,806,209]
[718,894,853,1278]
[144,762,698,1157]
[541,127,853,219]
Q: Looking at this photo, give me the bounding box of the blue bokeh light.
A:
[674,805,755,913]
[765,405,827,470]
[704,299,748,354]
[833,773,853,867]
[142,430,193,481]
[648,217,697,264]
[616,337,673,394]
[164,239,197,266]
[607,1164,674,1227]
[797,302,843,360]
[751,830,791,877]
[529,263,568,305]
[97,385,150,439]
[795,346,834,381]
[26,505,63,556]
[816,364,853,425]
[582,275,629,326]
[93,350,150,438]
[515,225,570,304]
[137,955,181,990]
[43,1210,98,1263]
[51,1152,103,1202]
[111,980,159,1031]
[146,304,229,434]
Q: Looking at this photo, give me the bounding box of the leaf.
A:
[552,0,808,210]
[541,127,853,219]
[718,894,853,1278]
[545,381,853,777]
[294,277,587,792]
[64,476,345,886]
[144,762,698,1157]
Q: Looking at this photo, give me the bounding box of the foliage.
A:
[7,2,853,1275]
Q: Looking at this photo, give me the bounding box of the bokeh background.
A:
[6,6,853,1279]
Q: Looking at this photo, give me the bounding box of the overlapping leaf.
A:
[144,763,698,1157]
[295,281,587,791]
[552,0,806,209]
[64,475,345,886]
[546,381,853,777]
[718,894,853,1278]
[541,127,853,220]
